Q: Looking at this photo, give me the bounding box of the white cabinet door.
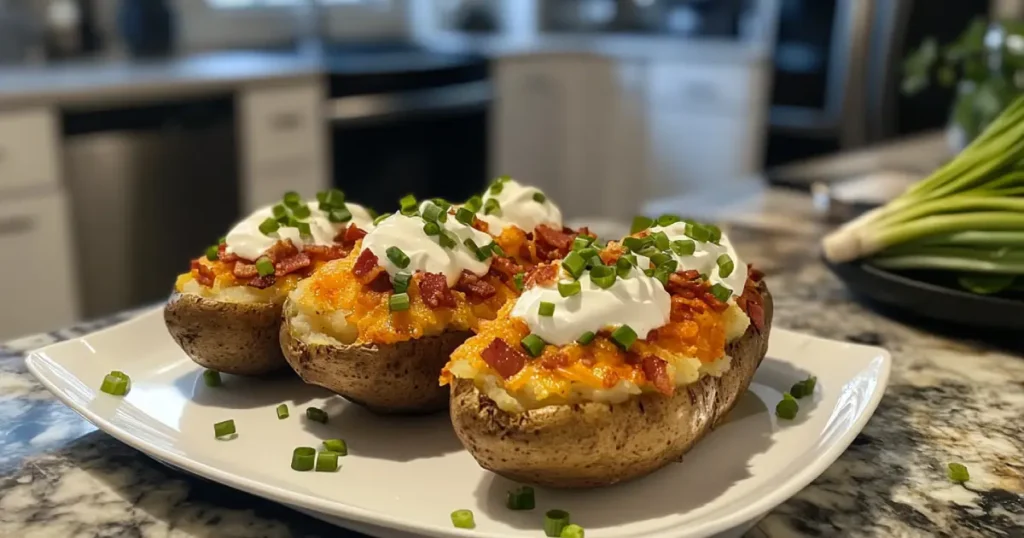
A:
[0,192,79,340]
[647,111,758,198]
[0,108,60,192]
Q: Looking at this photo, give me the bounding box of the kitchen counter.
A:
[2,188,1022,537]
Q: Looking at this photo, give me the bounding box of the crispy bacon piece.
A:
[232,261,259,279]
[471,217,490,234]
[481,338,528,379]
[275,252,311,277]
[419,272,456,308]
[489,256,522,279]
[540,350,572,369]
[264,240,299,263]
[190,260,216,287]
[748,266,765,282]
[248,274,276,289]
[667,271,728,312]
[737,276,766,332]
[456,270,497,300]
[641,355,674,396]
[533,225,575,261]
[335,223,367,246]
[747,301,765,332]
[365,272,391,292]
[303,244,348,262]
[524,264,558,289]
[217,243,239,264]
[352,249,380,279]
[599,241,626,266]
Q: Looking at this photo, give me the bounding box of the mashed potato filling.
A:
[174,261,299,305]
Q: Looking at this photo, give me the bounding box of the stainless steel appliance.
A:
[63,97,239,318]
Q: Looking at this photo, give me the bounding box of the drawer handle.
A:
[270,112,303,131]
[0,215,34,236]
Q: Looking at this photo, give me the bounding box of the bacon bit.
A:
[248,274,276,289]
[670,295,706,321]
[367,272,393,293]
[747,301,765,332]
[534,225,575,260]
[518,243,533,262]
[576,226,594,241]
[232,261,259,279]
[641,355,674,396]
[335,224,367,246]
[190,260,216,287]
[264,240,299,263]
[599,242,626,266]
[480,338,528,379]
[456,270,497,300]
[701,291,730,313]
[540,351,572,369]
[275,252,311,277]
[419,272,456,308]
[217,243,239,264]
[352,249,380,279]
[303,244,348,262]
[490,256,522,279]
[524,264,558,289]
[748,265,765,282]
[471,217,490,234]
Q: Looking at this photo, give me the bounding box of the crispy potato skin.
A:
[449,281,774,488]
[163,292,287,376]
[279,315,470,414]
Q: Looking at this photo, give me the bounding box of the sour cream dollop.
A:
[478,179,562,234]
[225,202,374,261]
[648,222,748,296]
[511,266,671,346]
[362,213,493,287]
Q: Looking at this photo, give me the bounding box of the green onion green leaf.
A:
[484,198,501,216]
[205,245,220,261]
[521,334,546,357]
[203,369,222,387]
[533,191,547,203]
[544,509,571,537]
[276,403,289,419]
[630,216,654,234]
[214,419,236,439]
[576,331,596,345]
[393,272,412,294]
[305,407,329,424]
[710,283,732,302]
[259,218,280,235]
[323,439,348,456]
[389,292,411,312]
[451,509,476,529]
[291,447,315,471]
[671,240,696,256]
[610,325,637,350]
[775,397,798,420]
[538,301,556,316]
[386,246,410,269]
[315,451,339,472]
[558,280,581,297]
[947,462,970,483]
[256,257,275,277]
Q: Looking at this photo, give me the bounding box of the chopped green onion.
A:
[373,213,390,226]
[109,370,129,381]
[256,257,275,277]
[389,293,411,312]
[948,462,970,483]
[484,198,501,216]
[706,224,723,244]
[630,216,654,234]
[538,302,556,316]
[100,373,130,396]
[205,245,219,261]
[464,195,483,212]
[259,218,280,235]
[544,509,571,537]
[421,202,443,223]
[710,283,732,302]
[393,272,412,294]
[685,222,712,242]
[649,252,673,267]
[650,231,670,251]
[319,188,345,209]
[214,419,236,439]
[623,253,638,266]
[671,240,696,256]
[506,486,535,510]
[514,272,525,291]
[590,265,617,289]
[455,207,476,225]
[616,257,633,278]
[203,369,222,387]
[622,236,650,252]
[399,194,418,214]
[576,331,596,345]
[431,198,451,212]
[489,242,505,257]
[323,439,348,455]
[295,221,312,238]
[489,180,505,195]
[533,191,547,203]
[577,247,599,262]
[283,191,301,207]
[656,214,681,226]
[366,207,379,219]
[386,246,410,269]
[637,246,661,258]
[305,407,328,424]
[272,204,287,219]
[451,509,475,529]
[423,222,441,236]
[558,280,581,297]
[276,404,289,419]
[610,325,637,350]
[291,204,311,219]
[328,206,352,223]
[521,334,546,357]
[439,230,458,249]
[775,397,798,420]
[562,252,586,279]
[572,236,592,251]
[464,238,489,261]
[560,524,585,538]
[291,447,315,471]
[315,451,339,472]
[653,263,675,286]
[789,376,817,399]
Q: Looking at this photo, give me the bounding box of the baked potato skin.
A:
[449,281,774,488]
[279,316,471,414]
[164,292,287,376]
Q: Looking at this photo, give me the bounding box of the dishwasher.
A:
[63,96,239,318]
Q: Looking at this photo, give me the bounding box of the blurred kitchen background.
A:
[0,0,1018,339]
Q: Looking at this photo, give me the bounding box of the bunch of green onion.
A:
[822,95,1024,295]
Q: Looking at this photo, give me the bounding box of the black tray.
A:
[825,258,1024,331]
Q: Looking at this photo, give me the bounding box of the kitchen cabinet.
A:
[238,81,329,212]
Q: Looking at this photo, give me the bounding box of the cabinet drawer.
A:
[245,153,326,212]
[0,108,59,192]
[0,192,79,339]
[648,62,755,114]
[240,83,324,166]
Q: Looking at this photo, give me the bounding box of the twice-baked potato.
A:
[165,189,374,376]
[443,218,772,487]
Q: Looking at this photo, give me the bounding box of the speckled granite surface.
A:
[2,192,1022,537]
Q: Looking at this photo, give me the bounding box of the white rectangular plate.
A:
[26,308,889,538]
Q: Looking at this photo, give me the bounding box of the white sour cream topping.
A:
[478,179,562,234]
[362,213,493,287]
[648,222,748,296]
[511,265,671,346]
[225,202,375,261]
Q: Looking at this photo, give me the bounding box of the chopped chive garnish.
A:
[577,247,599,263]
[572,236,591,251]
[295,221,312,237]
[109,370,129,381]
[276,404,289,419]
[100,372,130,396]
[710,283,732,302]
[533,191,547,203]
[439,230,458,249]
[514,272,525,291]
[366,207,379,219]
[489,180,504,195]
[717,254,735,278]
[560,524,585,538]
[637,246,661,258]
[451,509,476,529]
[399,194,418,213]
[658,259,678,275]
[656,214,681,226]
[706,224,722,244]
[464,238,489,261]
[484,198,501,215]
[775,396,798,420]
[203,369,222,387]
[464,195,483,212]
[538,302,556,316]
[318,188,345,209]
[328,206,352,223]
[423,221,441,236]
[652,265,672,286]
[373,213,390,226]
[562,252,586,279]
[506,486,536,510]
[521,334,546,357]
[291,447,315,471]
[685,222,712,242]
[255,257,275,277]
[389,292,411,312]
[291,204,311,219]
[205,245,219,261]
[789,376,817,398]
[259,217,280,235]
[283,191,301,207]
[576,331,596,345]
[630,216,654,234]
[386,246,410,269]
[272,204,287,219]
[671,239,696,256]
[590,265,617,289]
[421,202,443,223]
[650,231,670,251]
[610,325,637,350]
[622,236,650,252]
[214,419,236,439]
[616,257,633,278]
[315,451,339,472]
[948,462,970,483]
[544,509,571,537]
[323,439,348,455]
[393,272,412,294]
[649,252,673,267]
[305,407,328,424]
[558,280,581,297]
[431,198,451,212]
[455,207,476,225]
[489,242,505,257]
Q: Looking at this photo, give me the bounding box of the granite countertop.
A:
[2,189,1023,537]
